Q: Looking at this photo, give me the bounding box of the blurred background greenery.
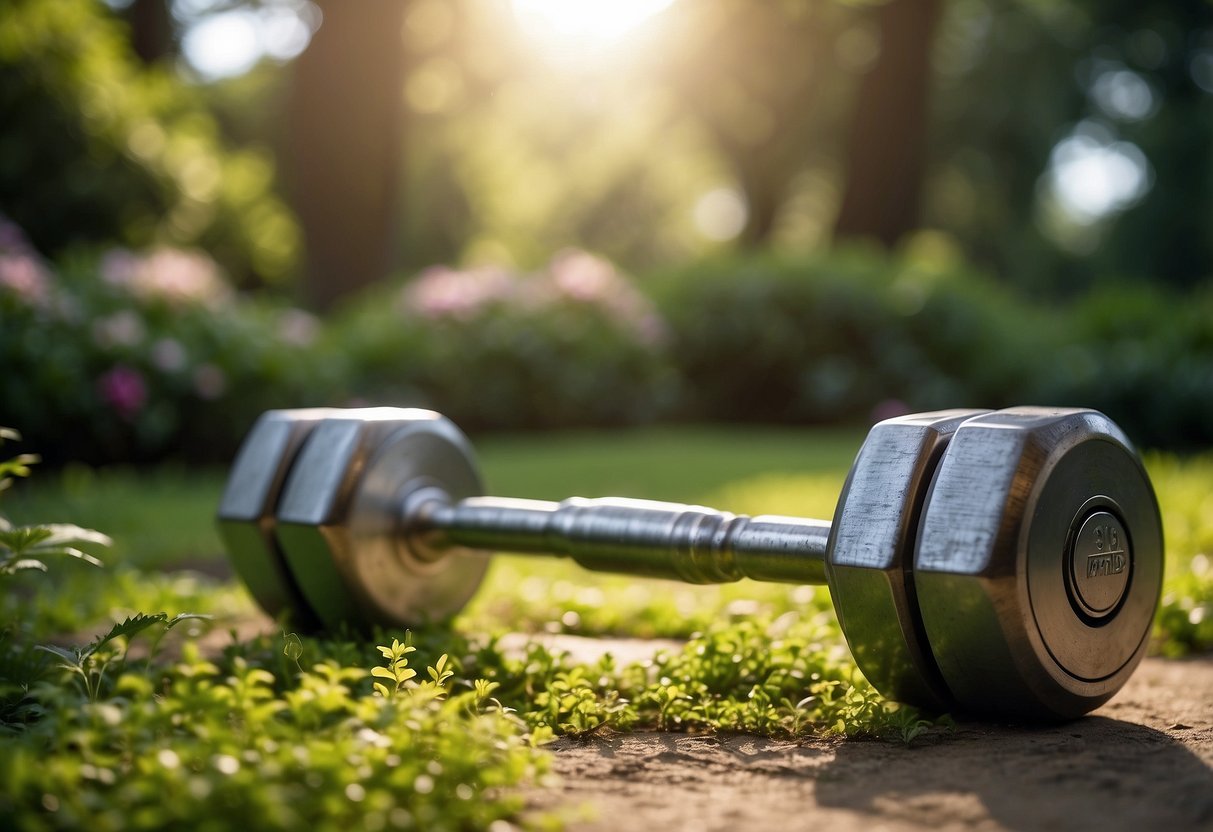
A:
[1,0,1211,460]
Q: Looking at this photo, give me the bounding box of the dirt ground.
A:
[525,649,1213,831]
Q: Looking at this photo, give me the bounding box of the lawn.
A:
[2,426,1211,830]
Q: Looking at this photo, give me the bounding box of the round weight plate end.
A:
[276,409,489,631]
[915,407,1163,719]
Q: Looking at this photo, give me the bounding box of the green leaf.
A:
[34,644,79,664]
[29,524,113,551]
[0,524,110,566]
[1,558,49,575]
[37,547,103,567]
[81,613,169,660]
[0,527,54,553]
[370,666,397,680]
[0,453,39,481]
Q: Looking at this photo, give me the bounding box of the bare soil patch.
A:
[529,656,1213,831]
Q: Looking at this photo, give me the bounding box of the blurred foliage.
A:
[653,244,1045,423]
[365,0,891,272]
[0,0,299,285]
[0,0,1209,296]
[655,245,1213,448]
[389,0,729,272]
[4,208,1213,462]
[378,0,1213,287]
[1149,453,1213,656]
[332,250,678,432]
[0,218,335,464]
[928,0,1213,292]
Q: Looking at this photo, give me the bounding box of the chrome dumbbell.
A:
[218,406,1162,719]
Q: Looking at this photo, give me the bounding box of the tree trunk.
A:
[284,0,408,310]
[833,0,942,247]
[737,165,786,248]
[125,0,175,65]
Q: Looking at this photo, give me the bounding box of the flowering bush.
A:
[3,214,1210,461]
[0,218,338,463]
[335,250,678,430]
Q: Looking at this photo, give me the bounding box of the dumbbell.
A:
[217,406,1162,720]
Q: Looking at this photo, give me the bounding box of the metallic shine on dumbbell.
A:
[217,406,1163,720]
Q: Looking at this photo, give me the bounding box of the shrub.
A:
[653,248,1053,424]
[1030,284,1213,451]
[652,249,1213,449]
[3,218,1210,458]
[0,218,339,464]
[334,250,679,431]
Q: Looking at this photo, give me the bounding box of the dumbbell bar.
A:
[217,406,1163,720]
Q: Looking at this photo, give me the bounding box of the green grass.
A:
[1,425,864,570]
[3,465,228,570]
[2,428,1212,830]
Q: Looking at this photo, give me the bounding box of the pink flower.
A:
[97,365,147,420]
[151,338,187,372]
[0,253,52,308]
[399,265,516,321]
[397,251,670,349]
[101,247,230,308]
[548,249,620,303]
[0,214,40,257]
[545,249,668,346]
[100,249,140,288]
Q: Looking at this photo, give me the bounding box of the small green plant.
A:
[372,636,458,701]
[36,612,210,701]
[1,638,551,830]
[371,637,418,699]
[0,428,36,493]
[0,429,110,578]
[422,653,455,697]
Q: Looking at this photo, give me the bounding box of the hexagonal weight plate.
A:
[216,408,336,631]
[914,407,1163,719]
[826,409,988,711]
[275,408,489,631]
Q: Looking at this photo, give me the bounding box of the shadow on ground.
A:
[531,657,1213,831]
